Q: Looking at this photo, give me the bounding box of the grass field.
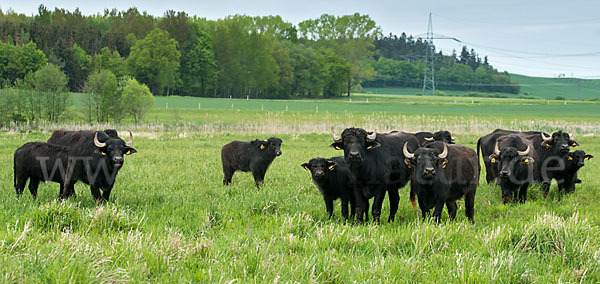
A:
[1,95,600,282]
[362,74,600,100]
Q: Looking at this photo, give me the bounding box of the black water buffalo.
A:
[47,129,119,196]
[330,128,419,223]
[414,131,456,146]
[555,150,593,194]
[477,129,577,186]
[529,131,579,195]
[404,142,479,223]
[221,137,282,187]
[13,142,69,198]
[488,135,537,203]
[62,130,136,202]
[301,156,358,220]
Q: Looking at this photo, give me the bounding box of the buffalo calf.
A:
[556,150,593,194]
[221,137,282,187]
[302,157,357,220]
[14,142,69,198]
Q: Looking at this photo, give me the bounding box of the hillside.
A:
[362,74,600,100]
[510,74,600,100]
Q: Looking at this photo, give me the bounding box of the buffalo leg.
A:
[28,178,40,198]
[222,167,234,185]
[340,196,349,220]
[387,188,399,222]
[446,200,457,221]
[252,169,265,187]
[432,200,445,223]
[518,184,528,203]
[540,181,550,197]
[90,185,103,202]
[15,176,27,195]
[102,188,112,202]
[371,188,386,224]
[354,192,369,224]
[349,196,356,219]
[464,188,476,223]
[324,197,334,219]
[417,198,430,220]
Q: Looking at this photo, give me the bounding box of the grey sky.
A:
[2,0,599,78]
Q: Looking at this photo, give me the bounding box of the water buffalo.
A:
[555,150,592,194]
[488,135,537,203]
[404,142,479,223]
[330,128,419,223]
[414,130,456,146]
[301,156,358,220]
[62,130,136,202]
[221,137,282,187]
[13,142,69,198]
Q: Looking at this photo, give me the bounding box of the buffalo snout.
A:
[500,170,510,177]
[423,167,436,179]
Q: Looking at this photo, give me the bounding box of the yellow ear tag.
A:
[491,157,496,164]
[441,160,447,168]
[260,144,265,149]
[585,157,590,161]
[572,143,577,146]
[568,156,573,161]
[303,166,309,171]
[328,165,335,170]
[125,150,131,155]
[545,144,551,148]
[335,146,341,150]
[524,158,529,164]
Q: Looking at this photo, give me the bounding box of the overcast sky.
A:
[2,0,599,78]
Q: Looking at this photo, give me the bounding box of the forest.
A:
[0,5,520,99]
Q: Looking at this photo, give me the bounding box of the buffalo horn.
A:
[94,132,106,148]
[403,142,414,159]
[125,131,134,147]
[541,132,552,143]
[331,130,342,142]
[518,145,530,156]
[366,130,377,142]
[494,142,500,156]
[438,143,448,159]
[424,137,434,141]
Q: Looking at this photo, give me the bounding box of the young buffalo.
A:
[14,142,69,198]
[556,150,593,194]
[404,142,479,223]
[301,157,357,220]
[221,137,282,187]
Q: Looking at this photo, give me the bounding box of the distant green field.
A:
[361,74,600,100]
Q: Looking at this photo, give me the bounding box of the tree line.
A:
[0,5,520,101]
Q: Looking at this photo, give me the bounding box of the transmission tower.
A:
[422,13,435,96]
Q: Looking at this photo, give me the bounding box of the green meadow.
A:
[1,94,599,282]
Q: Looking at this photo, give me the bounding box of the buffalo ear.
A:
[301,163,310,171]
[330,142,343,150]
[569,139,580,147]
[522,157,534,164]
[327,160,336,171]
[585,155,593,161]
[439,158,448,169]
[125,148,137,155]
[404,158,415,168]
[488,154,497,163]
[257,141,268,150]
[366,141,381,150]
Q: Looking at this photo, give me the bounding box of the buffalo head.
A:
[94,131,136,168]
[330,128,380,166]
[540,131,578,153]
[302,158,336,181]
[403,142,448,181]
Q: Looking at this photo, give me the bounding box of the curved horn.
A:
[125,131,134,147]
[424,137,434,141]
[331,130,342,142]
[366,130,377,142]
[94,132,106,148]
[541,132,552,143]
[494,142,500,156]
[403,142,414,159]
[438,143,448,159]
[451,137,456,141]
[518,145,530,156]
